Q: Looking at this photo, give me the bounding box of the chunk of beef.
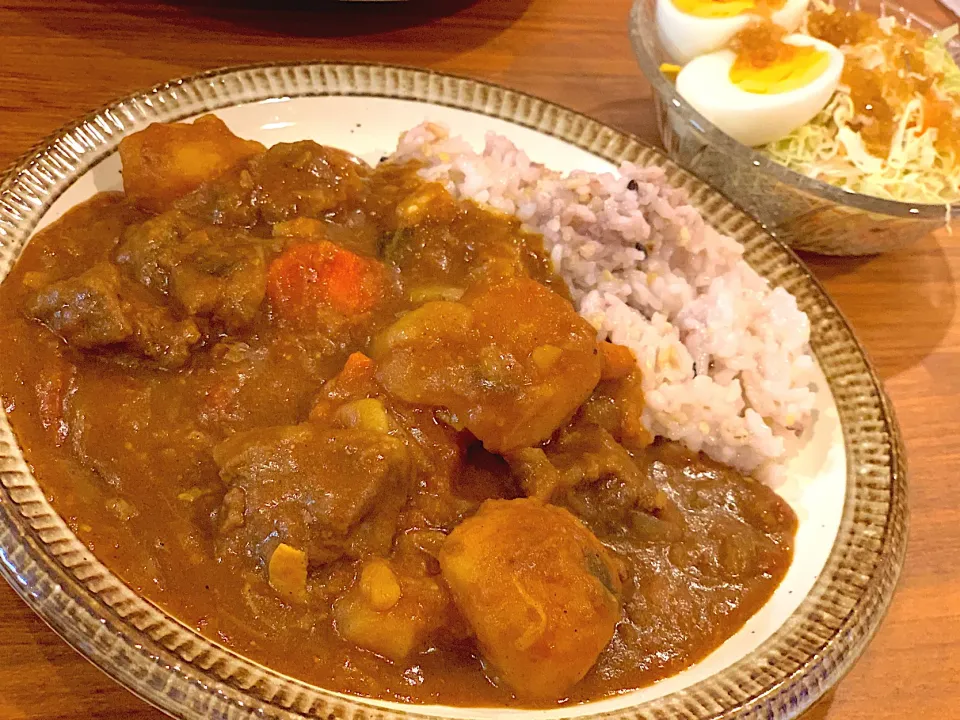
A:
[23,261,201,368]
[507,425,677,541]
[174,165,260,227]
[212,424,411,568]
[116,211,268,331]
[127,299,202,368]
[249,141,370,224]
[24,262,131,348]
[176,141,371,227]
[382,182,558,293]
[167,233,267,331]
[309,353,485,532]
[548,426,674,538]
[439,498,622,700]
[119,114,265,213]
[115,211,203,293]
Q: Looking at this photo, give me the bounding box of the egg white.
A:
[656,0,811,64]
[674,34,844,147]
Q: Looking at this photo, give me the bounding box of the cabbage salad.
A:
[762,2,960,206]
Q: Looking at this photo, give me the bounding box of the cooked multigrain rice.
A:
[390,123,817,480]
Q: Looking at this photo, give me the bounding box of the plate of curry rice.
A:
[0,64,906,720]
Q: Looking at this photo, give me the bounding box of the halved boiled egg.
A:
[675,34,844,147]
[657,0,810,64]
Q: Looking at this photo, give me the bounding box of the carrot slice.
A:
[341,351,375,381]
[309,352,378,423]
[267,241,384,321]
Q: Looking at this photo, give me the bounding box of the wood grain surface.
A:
[0,0,957,718]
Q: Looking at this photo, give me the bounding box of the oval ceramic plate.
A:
[0,64,906,720]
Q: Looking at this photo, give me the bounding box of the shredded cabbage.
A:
[762,14,960,207]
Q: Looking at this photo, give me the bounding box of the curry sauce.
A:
[0,117,796,707]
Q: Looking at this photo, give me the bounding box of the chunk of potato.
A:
[334,398,390,433]
[372,278,602,453]
[359,558,402,610]
[119,115,264,212]
[334,558,455,661]
[268,543,307,603]
[439,498,622,700]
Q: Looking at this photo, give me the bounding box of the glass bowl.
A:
[629,0,960,255]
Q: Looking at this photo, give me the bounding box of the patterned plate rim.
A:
[0,62,908,720]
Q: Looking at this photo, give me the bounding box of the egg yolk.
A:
[672,0,785,19]
[729,23,830,94]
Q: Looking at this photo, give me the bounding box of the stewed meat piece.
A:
[116,212,269,332]
[248,141,370,224]
[23,261,201,367]
[508,425,674,540]
[24,262,132,348]
[212,424,412,568]
[176,140,371,227]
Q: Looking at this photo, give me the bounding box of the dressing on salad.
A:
[762,3,960,205]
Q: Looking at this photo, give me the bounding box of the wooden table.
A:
[0,0,957,718]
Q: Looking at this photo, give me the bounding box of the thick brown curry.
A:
[0,116,796,707]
